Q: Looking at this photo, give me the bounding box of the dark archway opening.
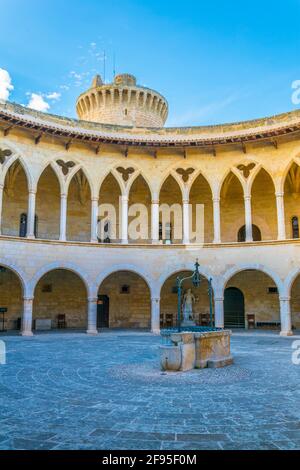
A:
[224,287,245,328]
[238,224,261,242]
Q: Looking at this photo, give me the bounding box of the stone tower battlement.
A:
[76,73,168,128]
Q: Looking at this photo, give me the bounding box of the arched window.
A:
[19,213,27,237]
[292,216,299,239]
[19,213,38,238]
[238,224,261,242]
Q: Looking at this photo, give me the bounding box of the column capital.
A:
[91,196,99,203]
[275,192,284,198]
[151,200,159,205]
[182,198,189,204]
[244,194,251,201]
[214,297,224,302]
[121,195,129,202]
[88,296,98,303]
[213,197,220,204]
[28,189,36,195]
[60,193,67,199]
[151,297,160,302]
[279,296,291,302]
[23,296,34,302]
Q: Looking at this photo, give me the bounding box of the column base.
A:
[280,330,293,337]
[121,240,128,244]
[151,328,160,335]
[27,235,35,240]
[21,331,34,337]
[90,238,98,243]
[86,329,98,336]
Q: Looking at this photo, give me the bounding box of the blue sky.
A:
[1,0,300,126]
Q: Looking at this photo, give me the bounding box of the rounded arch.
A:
[97,267,152,329]
[0,260,28,296]
[221,264,283,296]
[95,263,154,298]
[28,262,92,298]
[157,263,214,298]
[283,268,300,298]
[237,224,262,242]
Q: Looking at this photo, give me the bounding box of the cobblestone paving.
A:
[0,330,299,450]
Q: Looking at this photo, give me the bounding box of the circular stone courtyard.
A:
[0,330,299,450]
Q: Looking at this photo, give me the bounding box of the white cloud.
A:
[27,93,50,112]
[46,91,61,101]
[0,68,14,100]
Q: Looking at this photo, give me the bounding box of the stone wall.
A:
[0,269,23,330]
[221,174,244,242]
[36,166,60,240]
[67,171,91,242]
[98,271,151,328]
[227,270,280,323]
[252,169,277,240]
[291,276,300,328]
[190,174,213,243]
[33,269,87,329]
[128,175,151,242]
[2,163,28,237]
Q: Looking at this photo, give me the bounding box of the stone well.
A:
[160,329,233,372]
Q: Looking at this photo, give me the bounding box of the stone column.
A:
[59,193,67,241]
[213,197,221,243]
[90,197,99,243]
[182,199,190,244]
[0,184,3,235]
[151,200,159,243]
[87,297,98,335]
[279,296,293,336]
[151,297,160,334]
[244,195,253,242]
[21,297,34,336]
[27,190,36,239]
[121,195,128,244]
[276,192,286,240]
[214,297,224,328]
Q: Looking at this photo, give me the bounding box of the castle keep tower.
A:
[76,73,168,128]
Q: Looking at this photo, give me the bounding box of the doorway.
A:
[224,287,245,328]
[97,295,109,328]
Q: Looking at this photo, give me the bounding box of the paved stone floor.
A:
[0,329,300,450]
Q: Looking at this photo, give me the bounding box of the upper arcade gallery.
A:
[1,72,300,336]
